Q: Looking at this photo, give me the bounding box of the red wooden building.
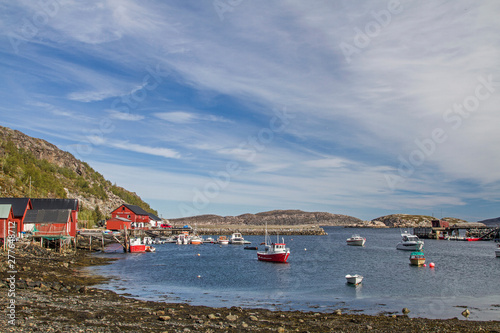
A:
[0,198,32,237]
[29,199,79,238]
[107,204,150,230]
[0,204,15,242]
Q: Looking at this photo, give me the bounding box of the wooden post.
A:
[89,235,92,252]
[3,220,6,251]
[124,226,128,253]
[101,234,104,251]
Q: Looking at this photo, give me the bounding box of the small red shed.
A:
[0,204,15,241]
[110,204,150,226]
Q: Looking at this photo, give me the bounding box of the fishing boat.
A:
[396,231,424,251]
[495,244,500,258]
[346,234,366,246]
[257,226,290,263]
[129,237,146,253]
[345,274,363,285]
[217,236,229,245]
[230,232,245,244]
[190,235,203,245]
[409,251,425,266]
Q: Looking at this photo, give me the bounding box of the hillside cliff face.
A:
[0,125,156,216]
[170,210,363,226]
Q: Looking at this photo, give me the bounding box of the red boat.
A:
[129,238,146,253]
[257,226,290,263]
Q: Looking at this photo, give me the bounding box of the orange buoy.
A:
[423,264,426,267]
[429,262,435,268]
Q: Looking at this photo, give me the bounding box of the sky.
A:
[1,1,499,221]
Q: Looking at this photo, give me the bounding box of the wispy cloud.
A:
[106,109,145,121]
[108,141,181,159]
[154,111,230,124]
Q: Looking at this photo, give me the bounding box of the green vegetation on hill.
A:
[0,138,157,216]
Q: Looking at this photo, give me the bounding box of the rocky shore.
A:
[1,243,499,332]
[194,224,328,236]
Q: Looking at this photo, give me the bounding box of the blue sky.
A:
[1,1,499,221]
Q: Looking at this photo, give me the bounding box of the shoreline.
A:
[1,243,499,332]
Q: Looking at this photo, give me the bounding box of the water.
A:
[88,227,500,320]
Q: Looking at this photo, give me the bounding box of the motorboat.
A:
[229,232,245,244]
[345,274,363,285]
[396,231,424,251]
[145,245,156,252]
[176,234,190,245]
[129,237,146,253]
[217,236,229,245]
[143,237,153,245]
[205,237,216,243]
[409,251,425,266]
[257,225,290,263]
[346,234,366,246]
[495,244,500,258]
[190,235,203,245]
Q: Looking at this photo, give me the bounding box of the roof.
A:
[148,212,161,221]
[108,216,131,222]
[0,198,31,217]
[122,204,150,216]
[0,204,13,219]
[30,198,78,211]
[24,209,72,224]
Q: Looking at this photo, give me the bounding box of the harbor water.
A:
[89,227,500,321]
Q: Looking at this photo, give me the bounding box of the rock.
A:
[158,316,171,321]
[242,322,249,328]
[278,327,286,333]
[333,309,342,315]
[461,309,470,318]
[226,314,238,321]
[156,310,165,316]
[366,325,373,330]
[249,315,258,321]
[402,308,410,315]
[208,314,218,320]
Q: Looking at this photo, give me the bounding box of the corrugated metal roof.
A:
[0,198,30,217]
[24,209,72,224]
[31,198,78,211]
[123,204,149,216]
[0,204,13,219]
[148,212,161,221]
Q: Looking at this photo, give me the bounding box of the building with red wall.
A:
[107,204,151,230]
[0,198,32,237]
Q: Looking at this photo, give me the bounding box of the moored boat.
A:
[217,236,229,245]
[190,235,203,245]
[346,234,366,246]
[495,244,500,258]
[257,225,290,263]
[129,237,146,253]
[345,274,363,285]
[396,231,424,251]
[145,245,156,252]
[409,251,425,266]
[230,232,245,244]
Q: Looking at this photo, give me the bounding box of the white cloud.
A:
[154,111,230,124]
[106,109,145,121]
[108,141,181,159]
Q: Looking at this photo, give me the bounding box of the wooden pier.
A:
[414,224,499,240]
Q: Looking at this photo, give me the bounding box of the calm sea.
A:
[89,227,500,320]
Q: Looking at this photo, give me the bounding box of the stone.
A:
[402,308,410,315]
[158,316,171,321]
[278,327,286,333]
[208,314,218,320]
[226,314,238,321]
[249,315,258,321]
[333,309,342,315]
[242,322,249,328]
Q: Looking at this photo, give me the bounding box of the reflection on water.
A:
[88,227,500,320]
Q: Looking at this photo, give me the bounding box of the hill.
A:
[371,214,468,228]
[478,217,500,227]
[0,125,157,220]
[169,209,363,226]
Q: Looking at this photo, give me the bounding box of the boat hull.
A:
[409,258,426,266]
[129,244,146,253]
[346,239,365,246]
[396,242,424,251]
[257,251,290,263]
[495,249,500,257]
[345,275,363,285]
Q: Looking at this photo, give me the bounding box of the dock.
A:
[414,223,499,241]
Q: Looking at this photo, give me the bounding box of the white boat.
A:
[229,232,245,244]
[346,234,366,246]
[176,234,190,245]
[190,235,203,245]
[345,274,363,285]
[217,236,229,245]
[396,231,424,251]
[205,237,215,243]
[495,244,500,258]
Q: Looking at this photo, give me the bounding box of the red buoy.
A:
[429,262,435,268]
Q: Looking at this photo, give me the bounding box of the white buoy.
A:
[197,275,201,278]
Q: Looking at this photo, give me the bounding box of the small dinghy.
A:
[345,274,363,285]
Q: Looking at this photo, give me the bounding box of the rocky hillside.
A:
[478,217,500,227]
[371,214,468,228]
[0,125,156,217]
[170,210,363,226]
